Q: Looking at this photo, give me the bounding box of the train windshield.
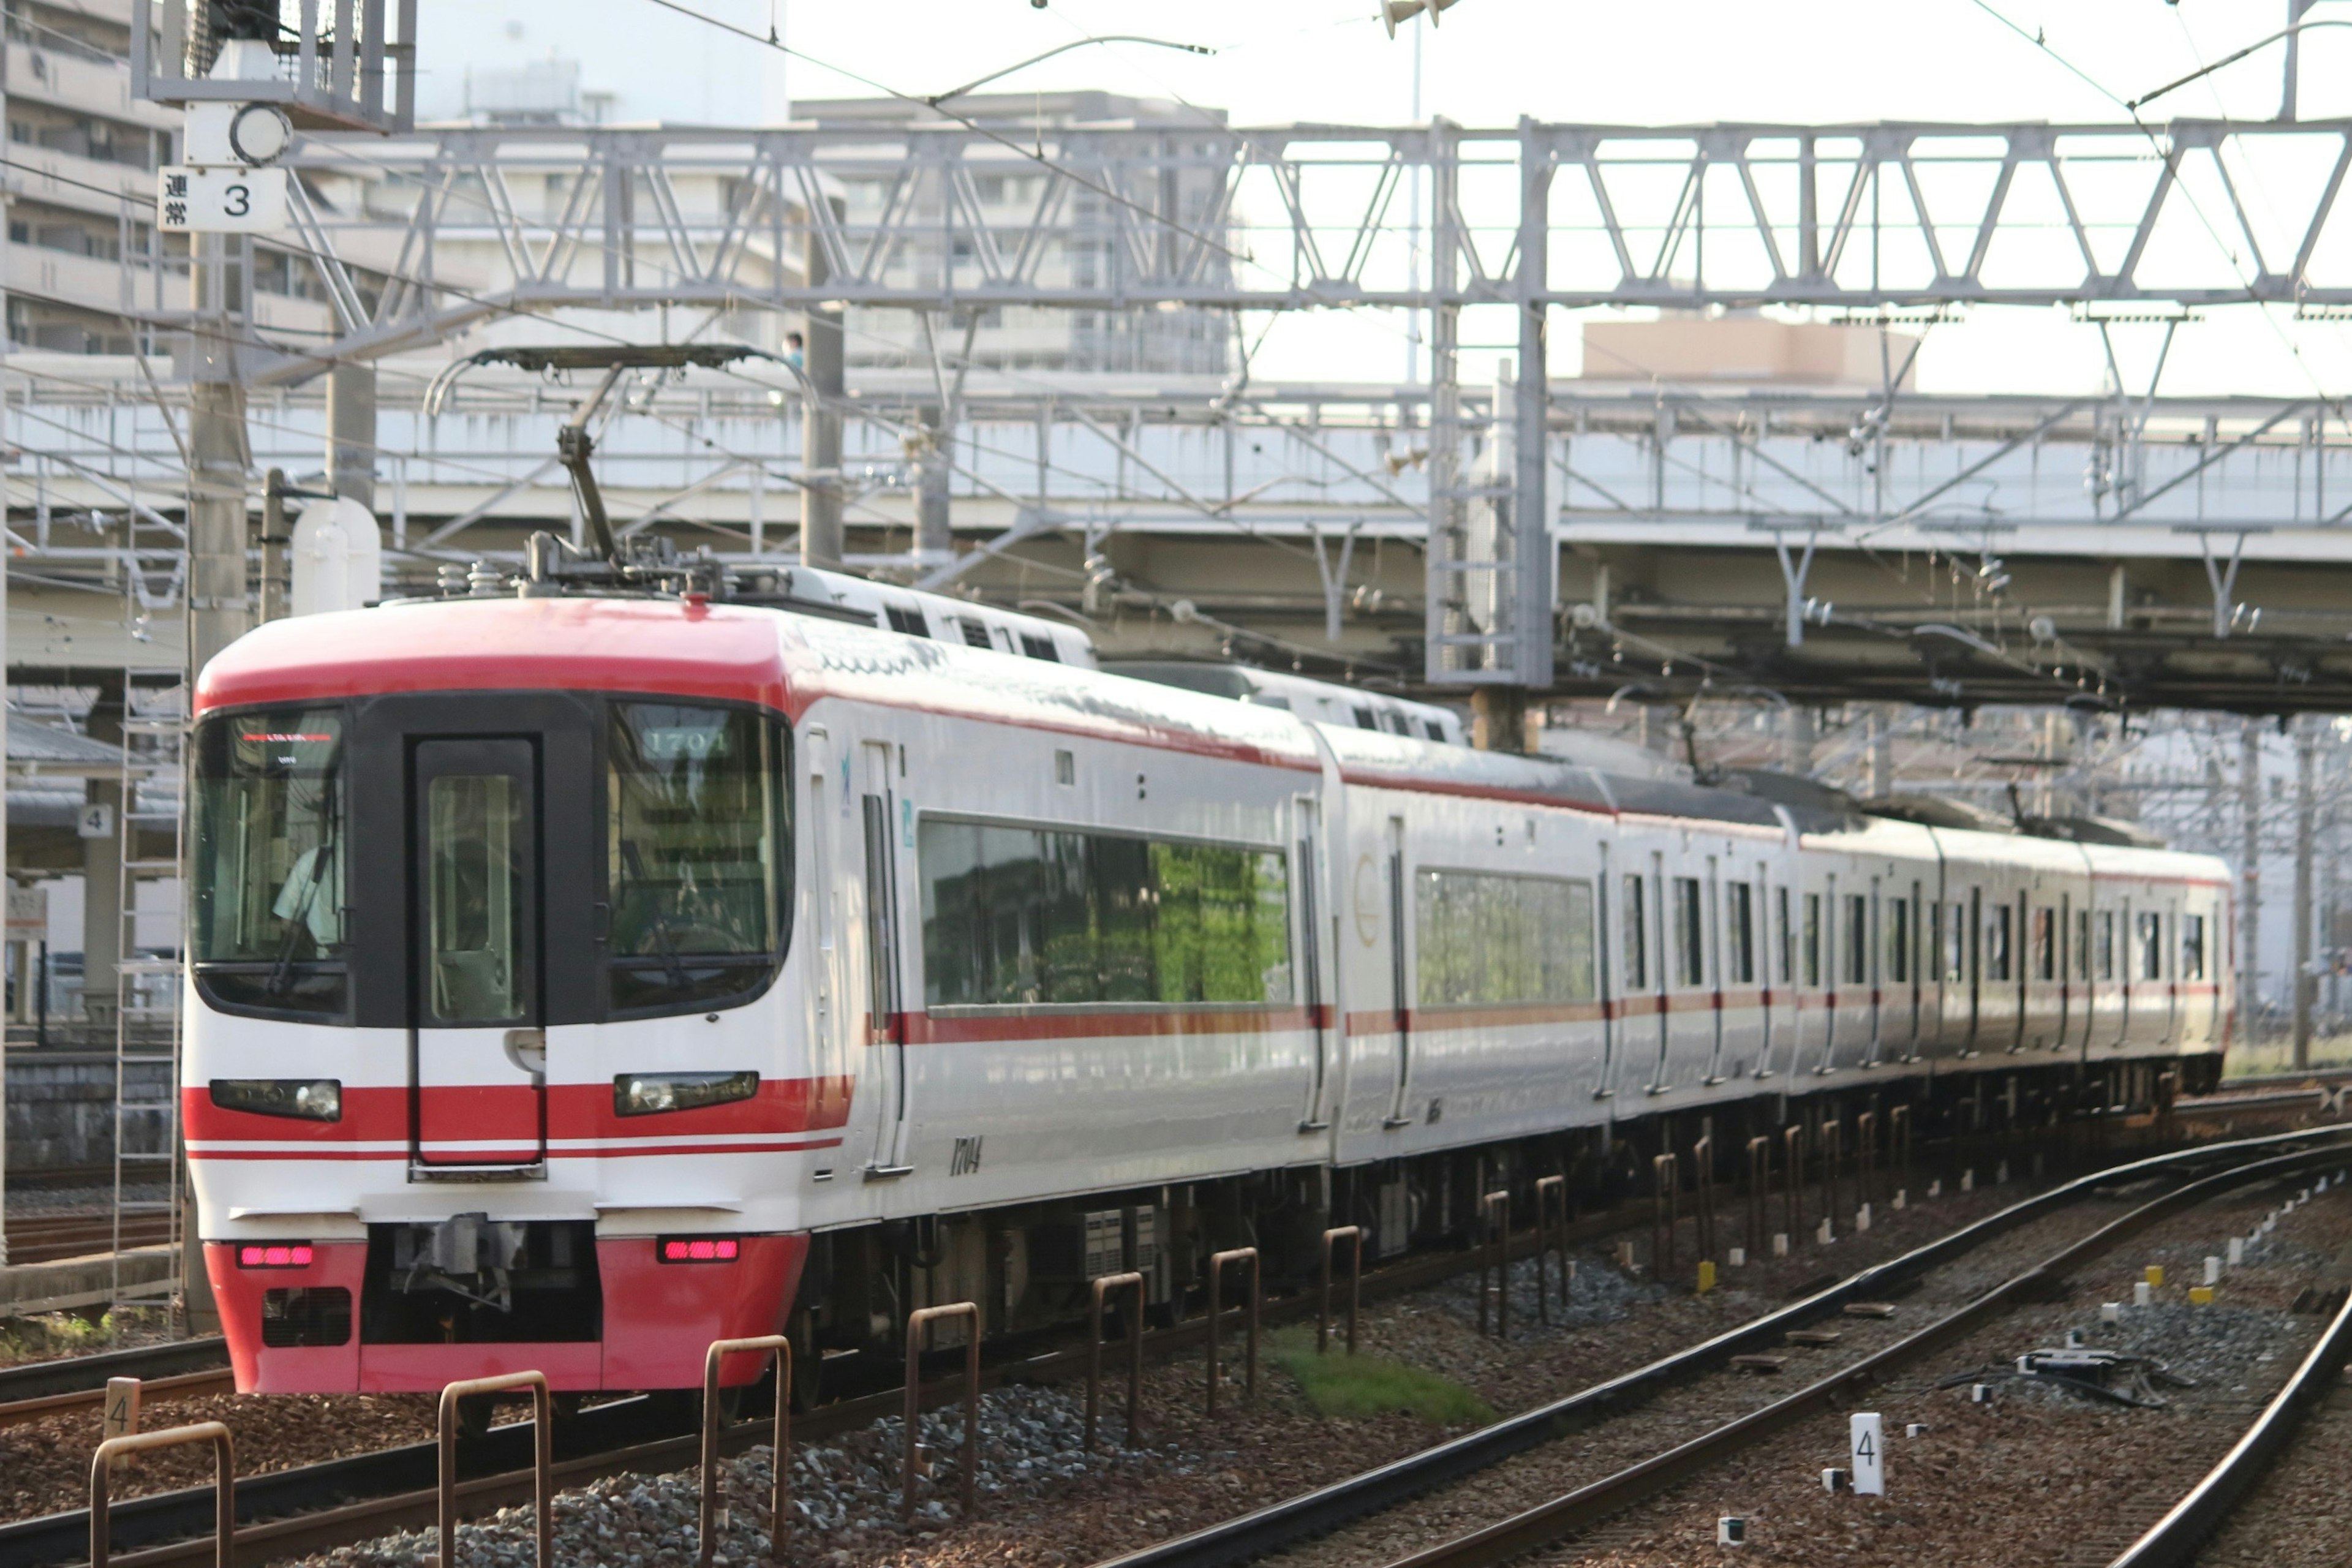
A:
[607,702,788,1011]
[190,707,349,1016]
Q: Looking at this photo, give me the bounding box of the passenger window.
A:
[2033,908,2056,982]
[1803,893,1821,987]
[2076,909,2091,979]
[424,770,526,1025]
[1622,874,1648,990]
[1673,876,1705,987]
[1844,894,1867,986]
[1775,888,1793,985]
[1725,882,1755,986]
[2096,911,2116,980]
[1947,902,1967,982]
[1416,870,1597,1005]
[918,819,1290,1007]
[1987,904,2012,982]
[2138,911,2164,981]
[1888,897,1909,985]
[2182,913,2206,981]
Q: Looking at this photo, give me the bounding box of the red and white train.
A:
[186,565,2231,1396]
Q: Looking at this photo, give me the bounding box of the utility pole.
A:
[326,362,377,512]
[2294,721,2317,1068]
[1786,706,1817,777]
[799,195,845,570]
[915,404,951,565]
[2242,718,2264,1053]
[187,233,251,672]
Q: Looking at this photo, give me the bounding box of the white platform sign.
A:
[157,165,288,233]
[4,885,45,940]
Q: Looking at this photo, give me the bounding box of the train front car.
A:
[186,597,821,1394]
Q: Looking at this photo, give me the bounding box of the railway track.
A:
[1,1213,174,1266]
[0,1175,1736,1568]
[2098,1255,2352,1567]
[0,1119,2334,1568]
[1089,1124,2352,1568]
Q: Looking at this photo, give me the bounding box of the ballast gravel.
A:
[289,1385,1157,1568]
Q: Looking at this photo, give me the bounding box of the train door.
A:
[1384,816,1414,1129]
[410,737,545,1169]
[804,727,847,1124]
[1865,874,1883,1067]
[1595,840,1619,1093]
[1295,796,1331,1133]
[2180,895,2215,1046]
[858,740,912,1178]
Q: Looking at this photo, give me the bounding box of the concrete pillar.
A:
[81,677,123,1033]
[915,402,951,564]
[182,234,247,1335]
[325,360,377,512]
[1785,706,1817,777]
[799,197,845,570]
[1865,710,1893,798]
[187,236,251,674]
[2295,722,2317,1068]
[1471,686,1530,755]
[2242,718,2264,1052]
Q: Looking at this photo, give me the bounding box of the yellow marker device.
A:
[1697,1259,1717,1295]
[2145,1265,2165,1288]
[2189,1286,2215,1306]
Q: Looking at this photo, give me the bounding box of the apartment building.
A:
[801,92,1234,377]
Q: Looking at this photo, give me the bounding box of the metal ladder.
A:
[109,663,189,1323]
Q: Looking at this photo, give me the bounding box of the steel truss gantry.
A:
[277,115,2352,337]
[246,113,2352,696]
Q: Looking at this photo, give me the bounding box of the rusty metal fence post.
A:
[1651,1153,1678,1275]
[1691,1136,1716,1264]
[92,1422,233,1568]
[701,1335,791,1567]
[1319,1227,1362,1353]
[1534,1175,1569,1323]
[1745,1135,1770,1259]
[439,1371,552,1568]
[1782,1124,1804,1243]
[1087,1272,1145,1452]
[1856,1109,1878,1211]
[1479,1190,1510,1340]
[1205,1248,1259,1414]
[903,1302,981,1521]
[1819,1117,1842,1232]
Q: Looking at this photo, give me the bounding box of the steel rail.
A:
[1,1121,2316,1568]
[2103,1253,2352,1567]
[1092,1125,2352,1568]
[0,1370,236,1433]
[1379,1139,2352,1568]
[0,1343,228,1406]
[0,1185,1694,1568]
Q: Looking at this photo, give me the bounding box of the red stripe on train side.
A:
[185,1076,854,1155]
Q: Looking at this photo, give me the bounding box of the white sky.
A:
[413,0,2352,399]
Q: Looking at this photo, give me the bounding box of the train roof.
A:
[195,598,2221,876]
[1103,660,1465,744]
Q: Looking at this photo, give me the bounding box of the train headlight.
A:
[209,1079,341,1121]
[613,1071,759,1117]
